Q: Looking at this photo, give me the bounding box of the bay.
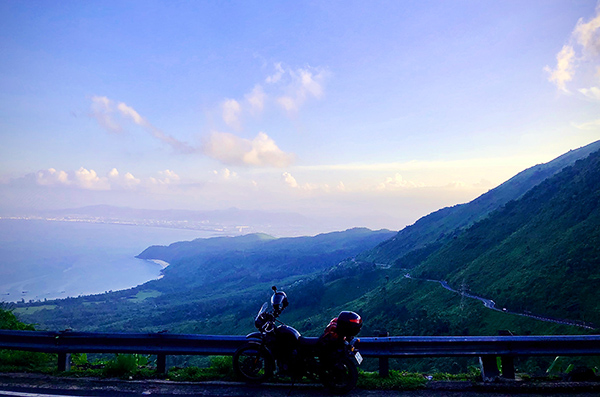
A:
[0,219,219,302]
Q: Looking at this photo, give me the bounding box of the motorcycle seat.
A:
[298,336,320,347]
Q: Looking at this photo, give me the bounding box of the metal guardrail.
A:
[0,330,246,355]
[1,330,600,380]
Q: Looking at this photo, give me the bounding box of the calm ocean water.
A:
[0,219,218,302]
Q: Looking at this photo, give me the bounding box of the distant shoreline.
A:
[147,259,170,269]
[0,220,212,303]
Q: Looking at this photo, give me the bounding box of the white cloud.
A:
[107,168,142,188]
[117,102,145,125]
[212,168,238,180]
[473,179,493,189]
[445,181,467,189]
[579,86,600,100]
[300,68,324,98]
[282,172,298,188]
[217,63,328,130]
[281,172,322,191]
[544,45,576,92]
[573,118,600,130]
[277,96,298,113]
[123,172,140,186]
[36,167,110,190]
[203,131,295,167]
[546,5,600,93]
[36,168,70,186]
[376,174,423,191]
[90,96,122,133]
[73,167,110,190]
[245,85,266,114]
[90,96,194,153]
[296,156,550,173]
[150,169,181,185]
[32,167,145,190]
[276,66,327,115]
[222,99,242,130]
[573,5,600,54]
[266,62,285,84]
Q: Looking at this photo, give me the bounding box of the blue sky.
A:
[1,0,599,231]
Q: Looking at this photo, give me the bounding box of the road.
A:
[1,378,600,397]
[404,274,595,330]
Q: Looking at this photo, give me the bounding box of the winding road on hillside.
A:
[404,274,595,330]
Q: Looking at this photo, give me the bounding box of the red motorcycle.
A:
[233,286,363,394]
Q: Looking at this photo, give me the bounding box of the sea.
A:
[0,219,219,303]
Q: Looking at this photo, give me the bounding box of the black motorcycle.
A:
[233,286,363,394]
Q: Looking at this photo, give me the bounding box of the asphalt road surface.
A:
[1,374,599,397]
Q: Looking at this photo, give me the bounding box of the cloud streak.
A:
[90,97,194,153]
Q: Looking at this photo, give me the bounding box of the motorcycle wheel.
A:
[233,343,274,383]
[321,356,358,395]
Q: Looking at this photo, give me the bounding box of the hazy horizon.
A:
[2,1,599,232]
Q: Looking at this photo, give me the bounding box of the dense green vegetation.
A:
[359,139,600,266]
[11,142,600,375]
[0,306,54,372]
[14,228,396,333]
[412,148,600,325]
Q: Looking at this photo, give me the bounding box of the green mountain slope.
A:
[359,140,600,266]
[279,146,600,340]
[17,228,395,332]
[412,148,600,325]
[15,144,600,343]
[138,228,396,291]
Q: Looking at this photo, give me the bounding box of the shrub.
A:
[103,354,139,377]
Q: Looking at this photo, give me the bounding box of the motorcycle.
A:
[233,286,363,394]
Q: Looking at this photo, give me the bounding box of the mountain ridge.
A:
[359,139,600,266]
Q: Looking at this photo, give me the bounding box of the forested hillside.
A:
[15,228,395,332]
[137,228,396,292]
[340,147,600,339]
[359,140,600,266]
[412,148,600,324]
[15,144,600,346]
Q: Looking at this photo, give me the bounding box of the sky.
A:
[1,0,599,232]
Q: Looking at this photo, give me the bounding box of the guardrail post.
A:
[379,357,389,377]
[479,356,499,382]
[498,330,515,379]
[378,331,389,377]
[500,356,515,379]
[157,353,167,374]
[58,353,71,372]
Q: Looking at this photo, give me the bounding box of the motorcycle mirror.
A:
[272,286,277,292]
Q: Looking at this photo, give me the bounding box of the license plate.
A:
[354,351,363,365]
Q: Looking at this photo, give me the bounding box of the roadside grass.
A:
[2,350,599,390]
[0,352,464,390]
[168,356,234,381]
[357,370,427,390]
[0,350,56,373]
